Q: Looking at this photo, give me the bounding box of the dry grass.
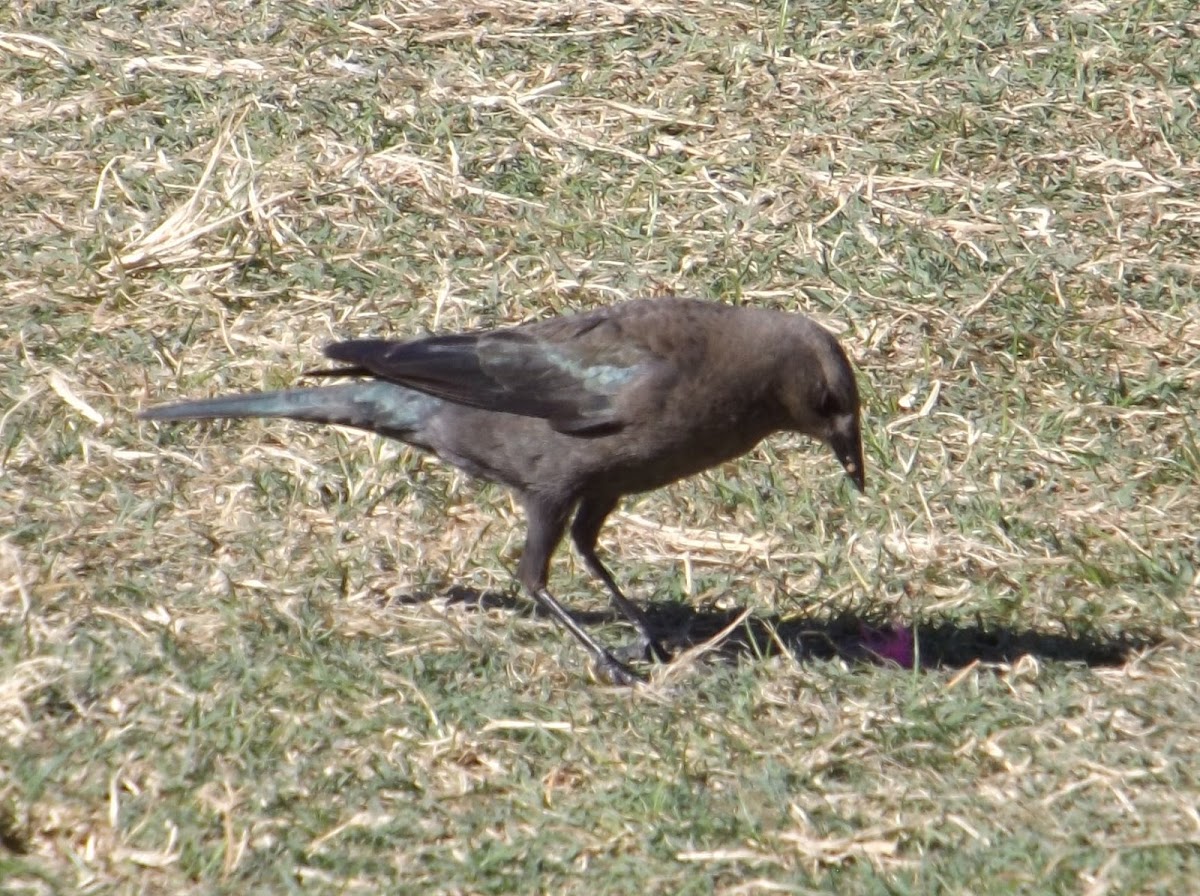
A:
[3,0,1200,892]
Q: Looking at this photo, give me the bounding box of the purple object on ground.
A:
[858,624,915,668]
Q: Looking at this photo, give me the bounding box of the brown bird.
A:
[140,297,865,684]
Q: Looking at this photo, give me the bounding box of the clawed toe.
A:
[647,637,672,664]
[596,653,645,686]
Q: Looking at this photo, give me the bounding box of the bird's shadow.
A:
[383,586,1158,670]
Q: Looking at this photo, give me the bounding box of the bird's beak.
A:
[829,417,865,492]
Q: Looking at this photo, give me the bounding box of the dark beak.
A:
[829,417,866,492]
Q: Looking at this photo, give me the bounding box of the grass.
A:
[3,0,1199,892]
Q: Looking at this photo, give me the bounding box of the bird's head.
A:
[778,322,865,492]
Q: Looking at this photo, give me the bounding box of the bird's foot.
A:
[647,636,673,664]
[595,652,645,686]
[611,635,673,666]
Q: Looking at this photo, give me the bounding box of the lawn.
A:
[2,1,1199,892]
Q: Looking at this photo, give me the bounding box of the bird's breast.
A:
[586,411,778,495]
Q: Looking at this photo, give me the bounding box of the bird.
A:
[140,296,865,684]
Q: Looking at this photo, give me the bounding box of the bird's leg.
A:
[571,497,671,664]
[518,499,642,686]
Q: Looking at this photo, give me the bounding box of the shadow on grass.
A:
[384,586,1160,670]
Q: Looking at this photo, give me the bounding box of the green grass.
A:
[3,0,1200,892]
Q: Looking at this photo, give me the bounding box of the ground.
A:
[2,1,1199,893]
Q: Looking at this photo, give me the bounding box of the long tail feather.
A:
[139,382,441,440]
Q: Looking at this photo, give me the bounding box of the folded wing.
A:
[317,315,658,435]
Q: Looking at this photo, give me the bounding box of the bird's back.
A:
[414,299,802,499]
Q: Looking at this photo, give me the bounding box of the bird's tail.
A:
[139,382,442,440]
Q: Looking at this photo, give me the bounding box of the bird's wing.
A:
[316,315,660,434]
